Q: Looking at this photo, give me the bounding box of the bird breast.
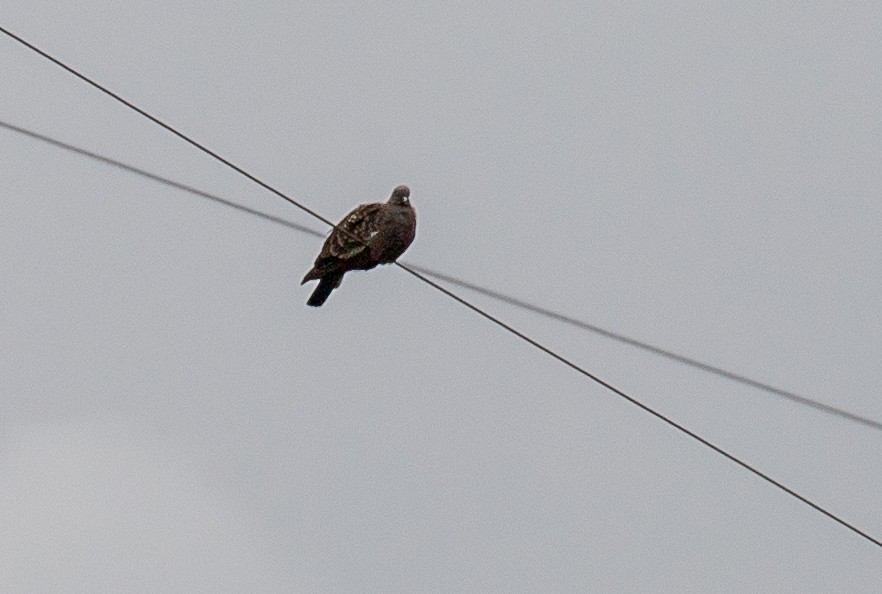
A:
[373,206,416,263]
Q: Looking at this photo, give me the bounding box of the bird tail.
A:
[306,272,344,307]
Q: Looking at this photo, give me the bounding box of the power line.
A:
[406,265,882,432]
[0,26,341,233]
[4,117,879,435]
[0,120,325,240]
[3,25,879,550]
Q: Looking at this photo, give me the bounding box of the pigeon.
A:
[301,185,416,306]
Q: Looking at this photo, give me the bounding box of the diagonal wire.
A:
[0,26,340,233]
[403,266,882,432]
[0,120,325,239]
[3,118,879,434]
[2,25,880,549]
[396,262,882,550]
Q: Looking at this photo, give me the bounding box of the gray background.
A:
[2,2,881,592]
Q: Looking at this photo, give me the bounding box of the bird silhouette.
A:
[301,185,416,306]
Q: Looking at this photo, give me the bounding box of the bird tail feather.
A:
[306,272,343,307]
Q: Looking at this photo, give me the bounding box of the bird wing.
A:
[322,202,383,260]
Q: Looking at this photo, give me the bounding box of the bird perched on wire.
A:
[301,185,416,306]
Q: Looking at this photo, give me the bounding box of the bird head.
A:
[388,185,411,206]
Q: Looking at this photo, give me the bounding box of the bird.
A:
[301,185,416,306]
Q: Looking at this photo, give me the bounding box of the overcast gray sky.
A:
[2,2,881,592]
